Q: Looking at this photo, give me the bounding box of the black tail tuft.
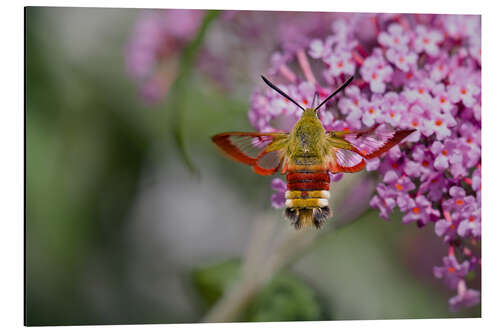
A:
[284,207,332,230]
[313,206,332,229]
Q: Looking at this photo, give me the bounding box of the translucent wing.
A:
[329,148,366,173]
[212,132,289,175]
[325,125,415,173]
[327,125,415,159]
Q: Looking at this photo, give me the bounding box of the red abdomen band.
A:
[286,171,330,191]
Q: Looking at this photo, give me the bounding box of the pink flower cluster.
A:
[125,9,204,102]
[126,10,341,103]
[250,14,481,311]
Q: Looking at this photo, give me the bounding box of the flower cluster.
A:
[125,9,204,103]
[251,14,481,311]
[126,10,341,103]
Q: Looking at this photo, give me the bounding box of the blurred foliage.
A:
[246,273,325,321]
[25,7,261,326]
[192,259,326,322]
[192,259,241,308]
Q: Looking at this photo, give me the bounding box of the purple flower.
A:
[419,172,448,201]
[427,57,451,82]
[270,178,287,208]
[126,10,343,103]
[378,23,411,50]
[433,255,470,289]
[324,50,356,78]
[442,186,476,213]
[370,184,397,220]
[338,86,365,129]
[431,141,460,171]
[432,84,454,113]
[359,94,383,127]
[439,15,481,41]
[449,280,480,312]
[403,144,433,179]
[471,167,481,192]
[330,173,344,182]
[309,38,334,59]
[457,207,481,238]
[435,218,458,242]
[360,49,394,93]
[386,47,417,72]
[384,172,416,194]
[413,25,444,56]
[402,195,440,226]
[125,9,204,103]
[449,82,480,108]
[366,158,380,171]
[460,123,481,168]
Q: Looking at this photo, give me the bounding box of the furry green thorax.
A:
[287,108,327,161]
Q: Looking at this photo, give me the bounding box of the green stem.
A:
[202,174,372,322]
[169,10,220,175]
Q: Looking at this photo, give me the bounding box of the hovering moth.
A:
[212,76,415,229]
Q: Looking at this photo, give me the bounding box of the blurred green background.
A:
[25,7,480,326]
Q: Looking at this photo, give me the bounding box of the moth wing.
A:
[327,148,366,173]
[212,132,289,176]
[327,124,415,159]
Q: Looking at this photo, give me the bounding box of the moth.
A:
[212,76,415,229]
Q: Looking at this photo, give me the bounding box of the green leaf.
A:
[243,273,324,322]
[192,259,241,308]
[192,259,325,322]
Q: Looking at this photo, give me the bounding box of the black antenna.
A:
[314,76,354,112]
[311,92,319,109]
[261,75,305,111]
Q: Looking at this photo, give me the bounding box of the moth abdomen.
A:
[284,170,332,229]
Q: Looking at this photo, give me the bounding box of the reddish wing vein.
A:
[212,132,286,175]
[330,125,415,160]
[327,125,415,173]
[329,148,366,173]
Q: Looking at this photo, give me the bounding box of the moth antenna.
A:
[311,92,319,109]
[314,76,354,112]
[261,75,305,111]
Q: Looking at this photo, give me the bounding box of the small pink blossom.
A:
[378,23,411,50]
[324,50,356,78]
[309,38,333,59]
[270,178,287,208]
[432,84,454,113]
[449,82,480,108]
[402,79,435,105]
[449,280,480,312]
[360,49,394,93]
[457,208,481,238]
[360,95,383,127]
[402,195,440,226]
[434,255,470,289]
[414,25,444,56]
[424,112,456,141]
[386,47,417,72]
[427,57,451,82]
